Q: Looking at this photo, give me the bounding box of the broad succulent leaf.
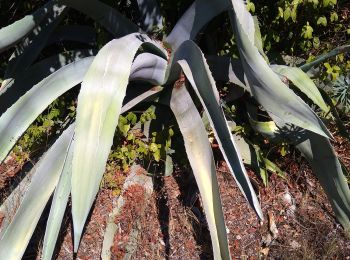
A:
[249,118,280,141]
[296,131,350,229]
[245,103,281,142]
[0,1,56,53]
[170,84,230,260]
[42,132,74,260]
[252,117,350,229]
[0,57,94,163]
[228,0,332,139]
[229,129,255,166]
[4,4,67,81]
[122,86,163,112]
[0,124,74,260]
[0,82,164,258]
[42,82,163,259]
[252,16,267,60]
[0,50,96,114]
[272,65,329,112]
[71,33,166,250]
[130,53,167,85]
[169,40,263,219]
[0,0,348,257]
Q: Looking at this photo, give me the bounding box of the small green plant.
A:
[324,62,341,81]
[250,0,347,55]
[13,94,76,164]
[109,107,174,171]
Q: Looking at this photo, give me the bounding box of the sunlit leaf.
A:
[0,57,94,163]
[0,124,74,260]
[170,85,230,259]
[169,40,263,219]
[71,33,165,250]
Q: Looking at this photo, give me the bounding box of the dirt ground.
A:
[1,124,350,259]
[50,158,350,259]
[57,129,350,259]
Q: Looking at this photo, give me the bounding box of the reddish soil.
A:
[127,192,165,259]
[0,155,24,195]
[55,156,350,259]
[56,189,113,260]
[3,125,350,259]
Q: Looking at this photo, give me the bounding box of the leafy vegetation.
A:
[0,0,349,259]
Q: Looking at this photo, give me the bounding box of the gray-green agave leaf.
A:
[170,84,230,260]
[0,1,56,53]
[300,44,350,72]
[254,117,350,229]
[0,49,96,115]
[228,0,331,139]
[272,65,329,112]
[71,33,166,250]
[4,3,67,81]
[0,124,74,260]
[169,40,263,219]
[42,131,74,260]
[130,53,167,85]
[0,57,94,164]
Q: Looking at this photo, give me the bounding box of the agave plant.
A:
[0,0,349,259]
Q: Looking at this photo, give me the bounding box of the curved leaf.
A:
[0,1,55,53]
[130,53,167,85]
[0,124,74,260]
[228,0,331,139]
[0,57,94,163]
[169,40,263,219]
[0,49,96,115]
[42,81,163,259]
[4,4,67,80]
[300,45,350,72]
[272,65,329,112]
[71,33,165,250]
[42,131,74,260]
[122,86,163,112]
[254,117,350,229]
[249,118,280,141]
[295,132,350,228]
[295,131,350,229]
[252,16,267,60]
[170,85,230,260]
